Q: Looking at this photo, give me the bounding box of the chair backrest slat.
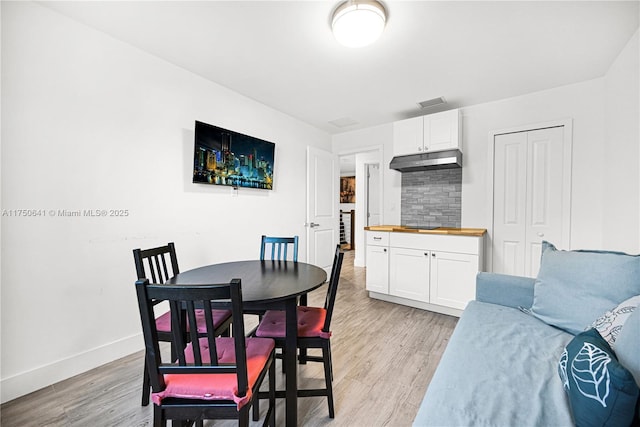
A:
[260,235,298,262]
[133,242,180,283]
[202,300,218,364]
[136,279,249,396]
[323,245,344,333]
[154,254,169,283]
[169,300,188,365]
[186,301,203,364]
[230,280,249,396]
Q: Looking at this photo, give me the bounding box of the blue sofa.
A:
[414,262,640,426]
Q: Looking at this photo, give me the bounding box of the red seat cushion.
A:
[151,337,275,409]
[255,306,331,339]
[155,309,232,333]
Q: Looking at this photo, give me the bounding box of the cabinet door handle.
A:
[418,147,422,151]
[383,248,387,252]
[373,237,382,240]
[432,253,436,257]
[424,252,428,256]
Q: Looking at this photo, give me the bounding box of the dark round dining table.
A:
[166,259,327,427]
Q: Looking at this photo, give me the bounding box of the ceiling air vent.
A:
[418,97,446,109]
[328,117,359,128]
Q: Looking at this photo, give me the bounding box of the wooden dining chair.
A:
[254,245,344,419]
[133,242,232,406]
[259,235,307,305]
[135,278,277,427]
[257,235,302,317]
[260,235,299,262]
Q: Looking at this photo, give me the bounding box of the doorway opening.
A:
[340,155,356,251]
[338,148,383,263]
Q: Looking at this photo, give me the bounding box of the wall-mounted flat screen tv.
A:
[193,120,275,190]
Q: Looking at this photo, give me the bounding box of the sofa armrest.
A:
[475,272,535,309]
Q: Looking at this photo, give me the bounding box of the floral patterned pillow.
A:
[588,295,640,349]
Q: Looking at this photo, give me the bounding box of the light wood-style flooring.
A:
[1,251,458,426]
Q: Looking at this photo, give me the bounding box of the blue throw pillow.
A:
[530,241,640,335]
[558,328,639,427]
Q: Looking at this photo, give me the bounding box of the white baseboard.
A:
[1,333,143,404]
[354,254,365,267]
[368,292,463,318]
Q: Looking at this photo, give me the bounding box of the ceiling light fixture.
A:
[331,0,387,48]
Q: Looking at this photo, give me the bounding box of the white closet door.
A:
[493,131,528,276]
[525,127,565,275]
[493,126,566,277]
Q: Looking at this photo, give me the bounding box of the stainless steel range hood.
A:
[390,149,462,172]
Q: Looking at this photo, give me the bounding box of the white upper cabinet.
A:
[425,109,460,152]
[393,109,461,156]
[393,116,424,156]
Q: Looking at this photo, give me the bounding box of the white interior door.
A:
[525,127,566,274]
[366,163,381,226]
[492,126,569,277]
[306,146,339,273]
[492,131,528,275]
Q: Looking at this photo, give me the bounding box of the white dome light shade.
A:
[332,1,386,48]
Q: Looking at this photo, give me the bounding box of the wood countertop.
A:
[365,225,487,237]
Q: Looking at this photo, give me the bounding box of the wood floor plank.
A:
[0,251,457,426]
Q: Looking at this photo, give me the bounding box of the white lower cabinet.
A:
[430,251,478,310]
[365,230,484,317]
[389,248,430,301]
[365,244,389,294]
[365,231,390,294]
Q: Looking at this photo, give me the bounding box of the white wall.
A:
[0,1,3,384]
[0,2,331,403]
[460,78,606,251]
[603,29,640,253]
[460,30,639,254]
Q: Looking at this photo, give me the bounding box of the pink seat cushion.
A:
[255,306,331,339]
[151,337,275,409]
[155,309,232,333]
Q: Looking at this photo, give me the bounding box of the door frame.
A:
[365,162,381,227]
[486,118,573,272]
[336,145,384,267]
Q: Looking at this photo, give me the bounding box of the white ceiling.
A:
[43,1,639,134]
